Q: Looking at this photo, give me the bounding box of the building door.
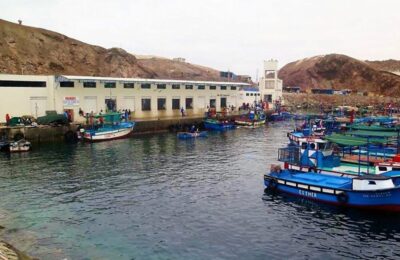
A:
[84,96,97,114]
[197,97,206,109]
[30,96,47,118]
[220,97,227,108]
[264,94,272,103]
[210,99,216,108]
[105,97,117,112]
[123,97,135,111]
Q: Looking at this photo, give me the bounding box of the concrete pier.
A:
[0,115,237,143]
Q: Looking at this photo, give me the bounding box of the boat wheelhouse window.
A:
[83,82,96,88]
[209,85,216,90]
[104,82,116,88]
[393,168,400,171]
[301,143,307,149]
[310,143,316,150]
[378,166,387,171]
[185,85,193,90]
[246,93,249,96]
[141,98,151,111]
[157,98,166,110]
[198,85,205,90]
[172,84,180,89]
[157,84,166,89]
[220,86,227,90]
[368,181,376,185]
[317,143,326,150]
[141,83,151,89]
[250,93,254,96]
[0,80,46,87]
[186,98,193,109]
[123,83,134,88]
[231,86,237,90]
[172,98,180,110]
[60,81,74,87]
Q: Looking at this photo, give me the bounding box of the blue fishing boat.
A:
[177,131,208,139]
[264,168,400,211]
[203,118,235,131]
[83,113,135,142]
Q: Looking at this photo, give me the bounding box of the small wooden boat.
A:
[177,131,208,139]
[235,109,266,127]
[9,139,31,152]
[83,113,135,142]
[203,118,235,131]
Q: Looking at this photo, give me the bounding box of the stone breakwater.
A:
[0,241,33,260]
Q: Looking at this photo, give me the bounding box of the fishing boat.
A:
[203,118,235,131]
[264,166,400,211]
[9,139,31,152]
[177,131,208,139]
[83,113,135,142]
[235,109,266,127]
[269,111,292,121]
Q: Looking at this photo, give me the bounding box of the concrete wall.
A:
[0,74,55,118]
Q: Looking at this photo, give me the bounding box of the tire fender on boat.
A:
[267,179,278,192]
[337,192,349,204]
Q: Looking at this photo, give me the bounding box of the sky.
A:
[1,0,399,79]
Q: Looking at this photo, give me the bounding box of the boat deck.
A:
[278,171,352,189]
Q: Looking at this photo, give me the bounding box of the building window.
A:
[60,81,74,88]
[104,82,116,88]
[220,86,227,90]
[185,85,193,90]
[198,85,205,90]
[246,93,249,96]
[141,98,151,111]
[186,98,193,109]
[209,85,216,90]
[0,80,47,88]
[157,98,166,110]
[172,84,180,89]
[157,84,166,89]
[124,83,134,88]
[231,86,237,90]
[141,83,151,89]
[172,98,180,110]
[83,82,96,88]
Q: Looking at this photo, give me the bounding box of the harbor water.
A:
[1,123,400,259]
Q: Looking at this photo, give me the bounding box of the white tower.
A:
[259,59,283,109]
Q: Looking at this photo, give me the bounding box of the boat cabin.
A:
[352,174,394,191]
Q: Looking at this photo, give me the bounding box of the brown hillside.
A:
[366,59,400,74]
[278,54,400,96]
[0,19,238,81]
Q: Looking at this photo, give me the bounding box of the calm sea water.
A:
[1,123,400,259]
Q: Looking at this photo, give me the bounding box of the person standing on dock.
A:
[180,107,185,117]
[5,114,10,126]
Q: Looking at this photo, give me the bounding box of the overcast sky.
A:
[2,0,399,79]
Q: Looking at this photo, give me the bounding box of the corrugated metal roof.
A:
[61,75,250,86]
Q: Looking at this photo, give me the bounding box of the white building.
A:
[238,87,261,107]
[258,59,283,108]
[0,74,250,122]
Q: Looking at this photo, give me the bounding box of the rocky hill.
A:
[365,59,400,75]
[278,54,400,96]
[0,19,233,81]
